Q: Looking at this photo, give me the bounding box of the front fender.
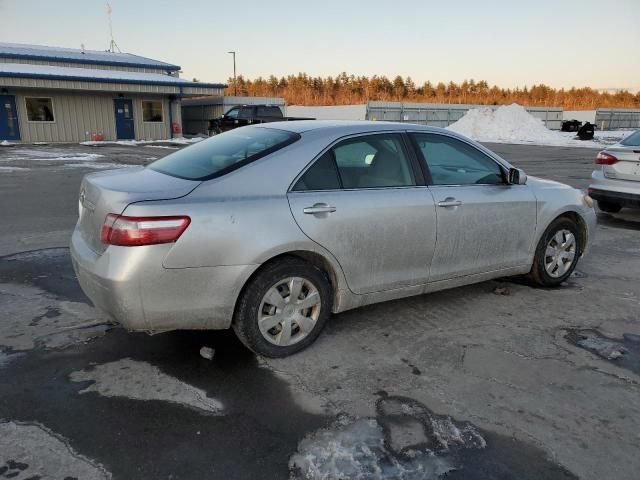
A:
[528,176,596,256]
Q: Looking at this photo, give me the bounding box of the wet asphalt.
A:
[1,142,639,479]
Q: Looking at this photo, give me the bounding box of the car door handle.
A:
[437,198,463,208]
[303,203,337,214]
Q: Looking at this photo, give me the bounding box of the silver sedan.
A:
[71,121,596,357]
[589,130,640,212]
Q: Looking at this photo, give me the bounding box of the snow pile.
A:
[446,104,573,146]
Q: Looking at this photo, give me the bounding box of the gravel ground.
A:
[0,142,638,479]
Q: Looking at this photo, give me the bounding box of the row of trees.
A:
[224,73,640,109]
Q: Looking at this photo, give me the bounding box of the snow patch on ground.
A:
[0,166,30,172]
[69,358,224,414]
[446,103,631,148]
[290,416,455,479]
[0,282,110,352]
[63,162,137,170]
[290,396,486,479]
[0,420,111,479]
[80,137,204,147]
[0,149,104,162]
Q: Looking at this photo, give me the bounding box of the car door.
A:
[410,132,537,282]
[287,132,437,294]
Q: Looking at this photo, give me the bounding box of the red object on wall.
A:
[171,123,182,134]
[90,133,105,142]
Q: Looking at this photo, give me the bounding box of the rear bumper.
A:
[589,171,640,207]
[70,229,258,332]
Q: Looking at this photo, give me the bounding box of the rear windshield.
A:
[149,127,299,180]
[620,131,640,147]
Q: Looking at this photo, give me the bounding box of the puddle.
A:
[0,281,110,352]
[0,248,89,303]
[290,395,576,479]
[565,329,640,375]
[0,248,111,352]
[1,325,328,479]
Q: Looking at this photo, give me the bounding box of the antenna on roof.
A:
[106,2,121,53]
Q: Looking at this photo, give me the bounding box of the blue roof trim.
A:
[0,52,181,72]
[0,71,226,89]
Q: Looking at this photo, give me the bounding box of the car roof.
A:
[256,120,449,135]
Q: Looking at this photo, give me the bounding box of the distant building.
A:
[0,42,225,142]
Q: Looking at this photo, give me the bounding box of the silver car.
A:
[588,130,640,212]
[71,121,596,357]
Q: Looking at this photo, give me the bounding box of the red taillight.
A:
[595,151,618,165]
[101,214,191,246]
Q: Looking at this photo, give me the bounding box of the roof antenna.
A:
[106,2,121,53]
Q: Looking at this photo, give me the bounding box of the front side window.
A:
[25,97,54,122]
[412,133,504,185]
[149,126,299,180]
[142,101,163,122]
[225,108,239,119]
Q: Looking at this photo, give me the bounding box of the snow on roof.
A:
[0,42,181,71]
[0,63,225,89]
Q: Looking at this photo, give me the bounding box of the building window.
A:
[25,97,55,122]
[142,101,163,122]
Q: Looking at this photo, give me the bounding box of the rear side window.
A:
[292,152,341,191]
[621,131,640,146]
[334,134,415,188]
[257,106,281,117]
[412,133,504,185]
[238,107,254,119]
[149,127,299,180]
[293,133,416,191]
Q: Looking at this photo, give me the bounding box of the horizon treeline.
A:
[221,73,640,110]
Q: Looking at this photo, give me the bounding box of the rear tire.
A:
[527,217,581,287]
[597,200,622,213]
[232,257,332,358]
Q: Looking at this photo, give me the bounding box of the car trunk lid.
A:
[78,167,200,254]
[603,146,640,182]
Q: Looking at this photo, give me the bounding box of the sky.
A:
[1,0,638,92]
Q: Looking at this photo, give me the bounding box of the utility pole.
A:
[228,51,237,96]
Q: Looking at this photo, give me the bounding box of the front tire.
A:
[232,257,332,357]
[528,217,581,287]
[597,200,622,213]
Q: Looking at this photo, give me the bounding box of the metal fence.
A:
[595,109,640,130]
[365,102,564,130]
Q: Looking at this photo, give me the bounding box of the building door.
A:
[0,95,20,141]
[114,99,135,140]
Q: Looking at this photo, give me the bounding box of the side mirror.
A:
[508,167,527,185]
